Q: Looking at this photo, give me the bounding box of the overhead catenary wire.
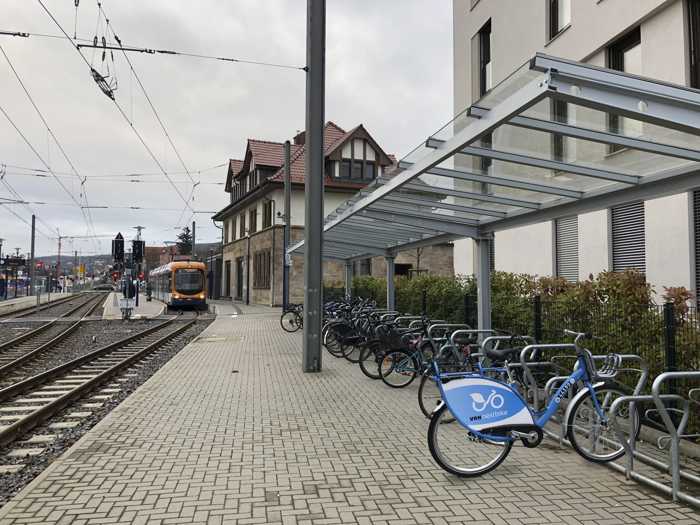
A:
[0,44,100,249]
[99,2,195,186]
[36,0,195,217]
[1,29,306,71]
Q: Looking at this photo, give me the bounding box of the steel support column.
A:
[385,256,395,311]
[302,0,325,373]
[345,263,353,298]
[476,238,492,333]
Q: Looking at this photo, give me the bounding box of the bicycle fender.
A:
[562,381,605,433]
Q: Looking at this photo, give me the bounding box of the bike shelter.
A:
[289,53,700,506]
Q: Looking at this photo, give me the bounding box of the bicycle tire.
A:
[566,384,639,464]
[418,373,446,419]
[379,350,418,388]
[428,403,513,477]
[358,343,382,380]
[280,311,301,333]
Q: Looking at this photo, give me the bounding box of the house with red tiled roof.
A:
[213,122,453,306]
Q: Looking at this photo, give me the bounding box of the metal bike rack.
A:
[604,371,700,508]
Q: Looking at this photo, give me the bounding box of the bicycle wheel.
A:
[323,329,346,357]
[566,385,639,463]
[379,350,418,388]
[280,311,300,333]
[344,343,364,363]
[428,403,513,477]
[358,343,382,380]
[418,373,444,419]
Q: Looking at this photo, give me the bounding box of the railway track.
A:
[0,293,79,320]
[0,319,195,457]
[0,294,106,374]
[10,292,106,320]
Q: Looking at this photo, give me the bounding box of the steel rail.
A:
[0,319,193,447]
[0,293,105,376]
[0,293,104,355]
[0,292,80,319]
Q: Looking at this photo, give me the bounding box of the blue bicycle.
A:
[427,330,640,477]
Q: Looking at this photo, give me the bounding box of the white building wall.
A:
[269,188,354,228]
[452,0,696,292]
[495,222,553,275]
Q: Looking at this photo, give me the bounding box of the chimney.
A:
[293,130,305,146]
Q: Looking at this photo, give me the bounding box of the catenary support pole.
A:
[385,256,395,311]
[192,220,196,259]
[344,262,352,298]
[283,140,291,310]
[476,238,492,333]
[302,0,325,373]
[29,215,35,297]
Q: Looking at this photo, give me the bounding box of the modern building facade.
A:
[453,0,700,296]
[213,123,454,306]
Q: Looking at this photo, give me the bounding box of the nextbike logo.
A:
[470,390,504,412]
[555,378,576,404]
[470,410,506,422]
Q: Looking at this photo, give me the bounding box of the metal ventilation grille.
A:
[611,202,645,272]
[555,216,578,282]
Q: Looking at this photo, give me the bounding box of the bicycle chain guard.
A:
[439,376,535,433]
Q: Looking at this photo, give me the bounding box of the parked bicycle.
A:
[280,303,303,333]
[427,329,640,477]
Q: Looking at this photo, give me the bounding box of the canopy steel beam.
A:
[323,239,389,256]
[344,216,443,235]
[315,74,549,234]
[328,229,421,245]
[397,160,583,199]
[532,54,700,135]
[367,203,480,226]
[381,194,507,218]
[360,210,479,237]
[399,182,542,210]
[470,106,700,163]
[426,137,640,185]
[478,165,700,234]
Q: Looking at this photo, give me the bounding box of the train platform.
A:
[0,307,697,524]
[102,293,166,320]
[0,293,72,317]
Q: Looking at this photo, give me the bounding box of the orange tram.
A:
[149,260,207,310]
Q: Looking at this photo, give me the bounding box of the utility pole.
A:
[191,220,196,259]
[56,231,62,293]
[283,140,291,311]
[13,248,20,298]
[133,226,145,307]
[303,0,325,373]
[30,215,35,297]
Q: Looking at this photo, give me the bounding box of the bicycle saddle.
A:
[451,333,474,346]
[484,346,521,362]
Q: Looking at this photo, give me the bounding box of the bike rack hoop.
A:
[651,371,700,505]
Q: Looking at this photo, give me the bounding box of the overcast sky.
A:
[1,0,452,259]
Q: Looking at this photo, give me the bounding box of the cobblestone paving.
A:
[0,309,697,524]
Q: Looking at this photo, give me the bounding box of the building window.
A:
[339,160,376,181]
[551,99,568,162]
[239,213,246,238]
[549,0,571,40]
[223,221,229,245]
[231,216,237,241]
[555,216,578,282]
[359,258,372,276]
[253,250,271,289]
[689,0,700,88]
[478,20,492,96]
[608,27,642,150]
[611,202,645,273]
[249,209,257,234]
[262,200,273,229]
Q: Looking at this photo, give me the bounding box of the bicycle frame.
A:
[434,352,604,444]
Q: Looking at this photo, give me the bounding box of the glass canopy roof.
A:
[289,53,700,261]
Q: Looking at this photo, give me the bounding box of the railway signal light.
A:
[112,233,124,262]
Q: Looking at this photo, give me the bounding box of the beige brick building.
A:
[213,122,454,306]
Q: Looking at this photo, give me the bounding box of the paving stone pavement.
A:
[0,308,697,524]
